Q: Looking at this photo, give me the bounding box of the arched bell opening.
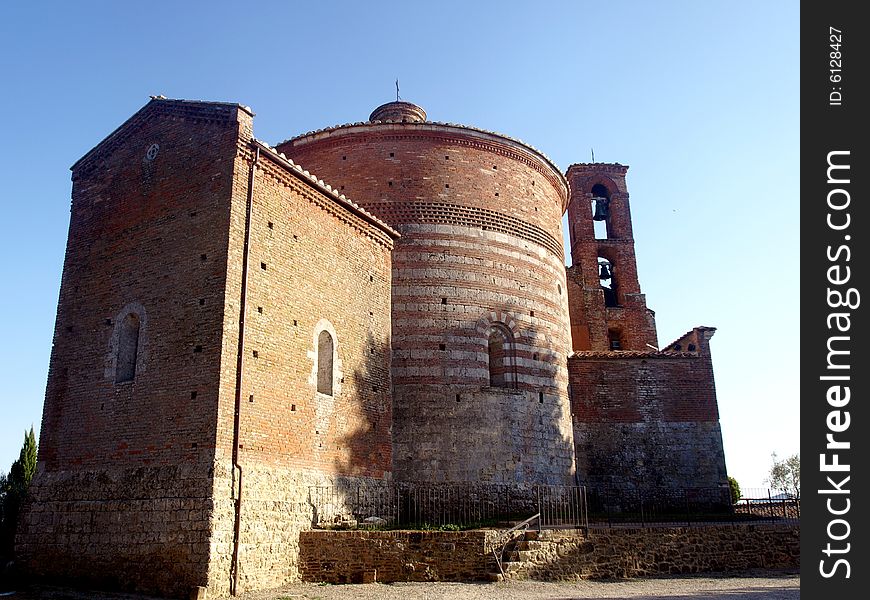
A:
[598,256,618,308]
[591,183,611,240]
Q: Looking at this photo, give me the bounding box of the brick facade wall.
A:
[18,99,399,598]
[569,328,727,491]
[205,141,396,595]
[17,100,247,596]
[277,124,568,249]
[39,100,243,471]
[280,123,576,486]
[216,143,395,478]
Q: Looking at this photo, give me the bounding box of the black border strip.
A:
[802,2,868,596]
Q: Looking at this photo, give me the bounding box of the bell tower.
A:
[565,163,657,351]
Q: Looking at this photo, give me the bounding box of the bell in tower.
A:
[592,196,609,221]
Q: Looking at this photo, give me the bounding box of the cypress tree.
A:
[1,427,38,557]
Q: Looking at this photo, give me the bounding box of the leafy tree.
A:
[1,427,38,557]
[767,452,800,498]
[728,476,741,504]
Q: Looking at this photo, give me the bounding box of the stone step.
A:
[504,549,539,562]
[502,560,524,573]
[489,570,524,582]
[516,540,545,551]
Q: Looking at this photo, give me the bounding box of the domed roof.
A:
[369,101,426,123]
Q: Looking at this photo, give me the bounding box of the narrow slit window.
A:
[488,323,516,389]
[116,312,141,383]
[317,330,334,396]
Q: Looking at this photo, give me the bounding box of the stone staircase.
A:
[488,529,554,582]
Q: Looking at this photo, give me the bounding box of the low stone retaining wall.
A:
[299,524,799,584]
[298,530,501,583]
[516,524,799,580]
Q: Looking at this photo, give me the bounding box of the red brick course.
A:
[280,119,575,485]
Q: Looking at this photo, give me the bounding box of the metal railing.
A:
[585,486,799,527]
[308,483,797,531]
[537,485,587,529]
[491,513,541,579]
[733,488,800,522]
[586,486,733,527]
[309,483,535,529]
[308,483,586,530]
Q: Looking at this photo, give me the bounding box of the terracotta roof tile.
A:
[252,139,399,239]
[569,350,699,360]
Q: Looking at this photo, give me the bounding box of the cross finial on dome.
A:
[369,100,427,123]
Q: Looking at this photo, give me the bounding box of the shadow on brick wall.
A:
[320,319,581,528]
[331,331,392,481]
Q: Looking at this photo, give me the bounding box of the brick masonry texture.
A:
[280,122,575,486]
[565,164,658,352]
[18,98,730,598]
[18,100,246,597]
[298,525,799,584]
[18,99,397,597]
[568,328,726,492]
[204,138,396,596]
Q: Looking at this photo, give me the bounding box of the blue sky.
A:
[0,1,798,490]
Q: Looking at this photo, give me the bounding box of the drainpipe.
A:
[230,144,259,596]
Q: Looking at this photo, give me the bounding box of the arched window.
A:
[591,183,611,239]
[488,323,516,388]
[116,312,140,383]
[317,330,334,395]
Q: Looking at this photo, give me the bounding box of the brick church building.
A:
[17,97,728,597]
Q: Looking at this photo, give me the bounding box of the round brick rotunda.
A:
[277,101,575,485]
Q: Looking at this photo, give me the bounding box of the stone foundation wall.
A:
[394,383,575,485]
[574,421,728,493]
[16,463,214,598]
[298,524,799,584]
[515,525,799,580]
[298,530,501,583]
[207,462,389,597]
[569,349,727,494]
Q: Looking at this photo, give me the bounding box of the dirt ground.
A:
[5,572,800,600]
[239,574,801,600]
